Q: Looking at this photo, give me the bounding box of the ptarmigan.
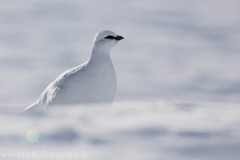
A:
[24,30,123,111]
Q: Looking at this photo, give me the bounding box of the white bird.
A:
[24,30,124,111]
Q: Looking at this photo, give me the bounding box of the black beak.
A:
[115,35,124,41]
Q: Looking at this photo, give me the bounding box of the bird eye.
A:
[105,35,115,40]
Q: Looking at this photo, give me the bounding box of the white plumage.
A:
[24,30,124,111]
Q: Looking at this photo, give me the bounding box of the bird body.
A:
[24,30,123,111]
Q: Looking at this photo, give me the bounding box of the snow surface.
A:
[1,101,240,160]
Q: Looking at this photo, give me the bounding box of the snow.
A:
[1,101,240,159]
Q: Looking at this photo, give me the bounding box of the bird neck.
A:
[89,44,111,62]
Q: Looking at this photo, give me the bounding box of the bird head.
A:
[93,30,124,53]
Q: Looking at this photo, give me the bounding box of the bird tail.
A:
[23,100,39,112]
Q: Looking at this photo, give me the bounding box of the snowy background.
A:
[0,0,240,159]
